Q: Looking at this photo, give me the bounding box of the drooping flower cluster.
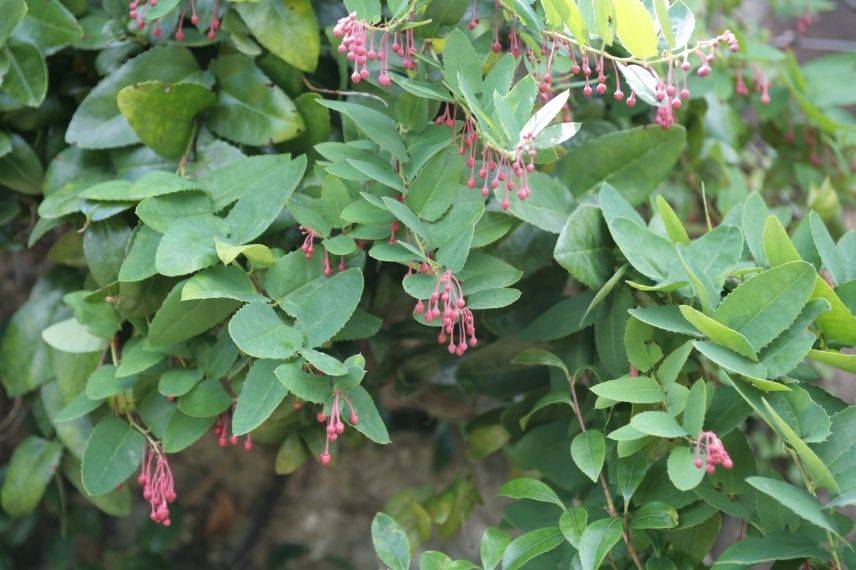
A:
[333,12,417,87]
[693,431,733,473]
[317,388,358,466]
[436,106,536,210]
[128,0,220,40]
[414,271,477,356]
[533,31,740,129]
[138,442,177,526]
[299,226,347,276]
[214,407,253,451]
[735,66,771,104]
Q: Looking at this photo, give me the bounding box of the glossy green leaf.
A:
[236,0,319,72]
[232,359,288,435]
[679,305,756,361]
[589,376,664,404]
[571,430,606,483]
[480,527,510,570]
[371,512,411,570]
[81,416,144,496]
[0,437,63,516]
[502,527,564,570]
[578,518,623,570]
[613,0,658,58]
[554,204,613,289]
[182,265,268,303]
[207,54,304,146]
[281,268,364,347]
[746,476,837,533]
[148,280,241,347]
[667,446,704,491]
[228,302,302,360]
[631,411,687,437]
[499,478,565,509]
[1,42,47,107]
[117,81,216,159]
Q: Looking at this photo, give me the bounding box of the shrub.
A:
[0,0,853,567]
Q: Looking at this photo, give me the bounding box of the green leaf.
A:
[502,527,564,570]
[1,42,47,107]
[228,302,302,360]
[85,365,137,399]
[148,280,241,348]
[0,271,74,396]
[405,147,463,222]
[371,513,411,570]
[281,268,364,347]
[0,437,63,517]
[345,385,390,444]
[0,0,27,46]
[679,305,757,361]
[155,216,229,277]
[813,408,855,493]
[42,317,107,354]
[117,81,216,159]
[136,191,215,234]
[763,215,801,266]
[808,349,856,374]
[158,368,203,397]
[616,453,652,503]
[81,416,145,496]
[275,363,329,403]
[769,386,831,444]
[613,0,658,58]
[595,287,633,377]
[443,29,483,95]
[499,478,565,509]
[608,218,676,281]
[631,501,678,529]
[542,0,588,44]
[760,299,829,378]
[237,0,318,72]
[207,54,304,146]
[319,100,407,162]
[655,196,689,245]
[624,315,662,372]
[630,411,688,437]
[118,225,159,283]
[13,0,81,48]
[511,349,569,378]
[67,46,200,149]
[667,446,705,491]
[657,340,694,388]
[716,532,830,565]
[712,261,816,352]
[519,392,573,430]
[557,126,685,205]
[554,204,613,289]
[298,348,348,376]
[201,154,301,210]
[682,380,707,437]
[692,341,773,386]
[226,154,306,243]
[163,411,214,452]
[811,277,856,345]
[275,433,308,474]
[571,430,606,483]
[589,376,664,404]
[115,338,164,377]
[686,224,744,288]
[629,305,700,337]
[760,398,839,492]
[232,360,288,436]
[182,265,268,304]
[63,291,121,339]
[809,211,845,286]
[741,192,769,265]
[0,134,44,195]
[55,391,103,423]
[215,239,276,267]
[676,245,719,313]
[480,527,510,570]
[559,507,588,549]
[578,518,623,570]
[178,379,232,418]
[746,476,837,534]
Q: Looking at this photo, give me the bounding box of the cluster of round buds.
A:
[693,431,733,473]
[735,66,771,104]
[333,13,417,87]
[414,271,477,356]
[299,226,317,259]
[138,442,177,526]
[796,11,816,35]
[317,388,358,466]
[128,0,220,41]
[491,10,522,57]
[214,408,253,451]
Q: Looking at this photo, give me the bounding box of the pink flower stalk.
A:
[414,271,477,356]
[128,0,219,41]
[138,442,177,526]
[317,388,359,466]
[693,431,733,473]
[214,407,253,451]
[752,66,771,104]
[299,226,317,259]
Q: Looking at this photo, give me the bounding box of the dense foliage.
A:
[0,0,854,567]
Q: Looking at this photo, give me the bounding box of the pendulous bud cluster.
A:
[129,0,220,41]
[333,12,417,87]
[694,430,733,473]
[414,270,477,356]
[138,442,177,526]
[317,388,359,466]
[214,407,253,451]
